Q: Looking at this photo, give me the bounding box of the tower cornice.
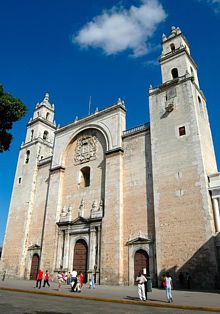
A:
[162,32,190,48]
[160,47,198,70]
[149,75,205,101]
[27,117,57,129]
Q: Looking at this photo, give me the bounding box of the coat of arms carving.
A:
[74,135,97,164]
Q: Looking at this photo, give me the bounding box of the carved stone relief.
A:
[74,135,97,165]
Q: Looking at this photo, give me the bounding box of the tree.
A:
[0,85,27,152]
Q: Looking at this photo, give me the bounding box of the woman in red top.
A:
[43,270,50,287]
[35,269,43,289]
[79,271,84,288]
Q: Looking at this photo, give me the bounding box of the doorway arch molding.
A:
[127,237,154,285]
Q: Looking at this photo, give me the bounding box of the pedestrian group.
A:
[35,268,193,304]
[35,268,95,292]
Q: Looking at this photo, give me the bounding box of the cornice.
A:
[55,102,126,135]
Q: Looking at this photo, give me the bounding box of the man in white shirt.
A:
[71,269,77,292]
[136,271,147,301]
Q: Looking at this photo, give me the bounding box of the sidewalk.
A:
[0,279,220,312]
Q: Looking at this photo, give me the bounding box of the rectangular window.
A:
[18,177,22,184]
[179,126,186,136]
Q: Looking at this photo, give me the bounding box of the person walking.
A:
[91,272,95,289]
[136,271,147,301]
[165,272,173,303]
[35,269,43,289]
[79,271,84,289]
[2,270,6,281]
[43,270,50,287]
[70,269,77,292]
[57,271,64,290]
[186,272,191,289]
[143,269,148,300]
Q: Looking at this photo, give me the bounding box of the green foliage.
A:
[0,85,27,152]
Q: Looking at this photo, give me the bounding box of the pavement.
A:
[0,279,220,312]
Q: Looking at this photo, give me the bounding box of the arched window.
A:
[198,96,201,104]
[46,112,50,120]
[190,66,194,77]
[25,150,30,164]
[170,43,175,52]
[43,130,49,140]
[171,68,178,79]
[79,167,90,188]
[31,130,34,141]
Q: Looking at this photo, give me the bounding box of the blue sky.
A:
[0,0,220,246]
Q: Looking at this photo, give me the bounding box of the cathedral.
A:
[1,27,220,288]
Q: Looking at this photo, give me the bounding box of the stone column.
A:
[55,231,64,269]
[96,226,101,270]
[40,166,65,275]
[213,198,220,232]
[63,229,70,270]
[88,227,97,271]
[95,226,101,284]
[101,149,124,285]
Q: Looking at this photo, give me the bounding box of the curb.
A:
[0,287,220,312]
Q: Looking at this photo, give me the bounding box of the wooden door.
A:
[30,254,39,280]
[134,250,149,284]
[73,239,88,281]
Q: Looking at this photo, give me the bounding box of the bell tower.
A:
[160,26,199,86]
[25,93,56,150]
[149,27,218,288]
[1,93,56,278]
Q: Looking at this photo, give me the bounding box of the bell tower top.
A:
[32,92,55,124]
[161,26,190,55]
[25,93,56,144]
[159,26,199,87]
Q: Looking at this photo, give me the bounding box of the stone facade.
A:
[1,27,220,288]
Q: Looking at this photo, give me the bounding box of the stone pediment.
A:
[72,216,89,225]
[57,216,89,227]
[28,244,41,250]
[126,236,153,246]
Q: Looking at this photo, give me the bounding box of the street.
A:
[0,290,219,314]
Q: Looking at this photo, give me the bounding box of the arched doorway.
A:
[73,239,88,281]
[30,254,39,280]
[134,249,149,283]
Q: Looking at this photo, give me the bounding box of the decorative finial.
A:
[162,33,167,41]
[95,107,99,113]
[44,93,49,102]
[171,26,177,35]
[149,84,153,90]
[74,116,78,122]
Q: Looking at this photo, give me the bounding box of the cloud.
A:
[200,0,220,13]
[73,0,167,57]
[209,0,220,12]
[144,59,159,67]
